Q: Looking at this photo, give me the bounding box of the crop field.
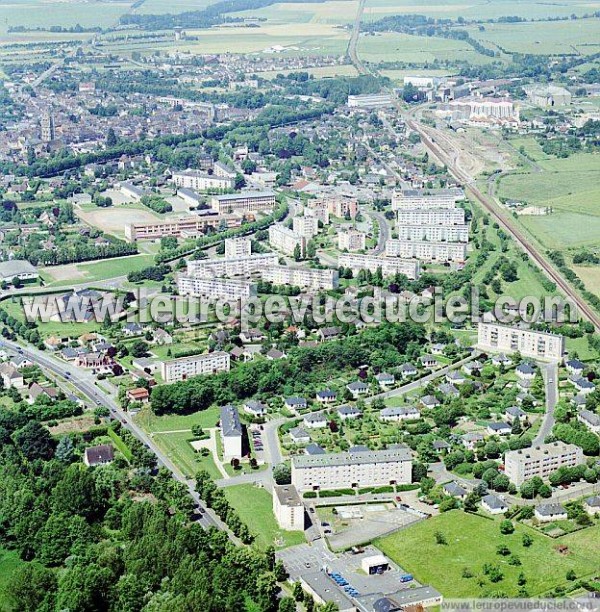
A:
[518,212,600,251]
[467,18,600,56]
[572,266,600,296]
[230,0,358,25]
[0,0,132,35]
[134,0,218,14]
[377,510,600,598]
[362,0,600,20]
[254,63,358,79]
[357,32,496,65]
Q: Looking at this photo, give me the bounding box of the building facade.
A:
[268,224,306,257]
[338,253,420,279]
[224,237,252,258]
[385,239,467,262]
[478,322,565,360]
[392,188,464,210]
[291,448,412,491]
[177,275,257,300]
[338,229,366,252]
[172,169,234,191]
[396,208,465,226]
[210,191,276,214]
[220,404,242,460]
[261,265,339,290]
[292,215,319,239]
[395,224,469,242]
[186,253,279,279]
[161,351,230,383]
[124,213,242,242]
[273,484,305,531]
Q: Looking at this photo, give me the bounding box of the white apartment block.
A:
[224,237,251,258]
[177,275,256,300]
[305,201,330,225]
[186,253,279,279]
[273,484,304,531]
[339,253,420,279]
[291,448,412,492]
[338,229,366,252]
[311,195,358,219]
[124,214,241,242]
[478,322,565,361]
[172,169,234,191]
[347,93,393,108]
[504,442,584,486]
[450,97,519,122]
[161,351,230,383]
[392,188,465,210]
[292,215,319,239]
[396,224,469,243]
[220,404,243,460]
[385,239,467,263]
[262,265,339,290]
[397,208,465,226]
[269,224,306,257]
[211,191,276,214]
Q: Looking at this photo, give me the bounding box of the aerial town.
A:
[0,0,598,610]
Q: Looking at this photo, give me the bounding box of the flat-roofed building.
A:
[478,322,565,361]
[0,260,39,283]
[172,169,234,191]
[269,224,306,257]
[291,447,412,491]
[338,253,420,279]
[177,275,256,300]
[211,190,276,214]
[396,223,469,242]
[186,253,278,279]
[292,215,319,239]
[262,265,339,290]
[305,200,330,224]
[124,213,242,242]
[385,239,467,263]
[397,207,465,226]
[338,229,366,252]
[392,188,464,210]
[348,93,393,108]
[161,351,230,383]
[224,237,251,258]
[220,404,242,459]
[504,442,584,486]
[273,484,304,531]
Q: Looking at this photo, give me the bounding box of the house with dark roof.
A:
[346,381,368,398]
[504,405,526,423]
[516,363,536,379]
[535,503,567,523]
[337,405,362,420]
[420,395,441,408]
[438,383,460,398]
[305,443,326,456]
[266,348,286,360]
[446,370,466,385]
[284,396,307,412]
[420,354,437,369]
[303,411,328,429]
[443,481,467,499]
[433,440,451,452]
[379,406,420,422]
[220,405,243,459]
[289,427,311,445]
[315,389,336,404]
[571,377,595,395]
[461,432,485,450]
[398,363,418,378]
[84,444,114,467]
[27,382,59,404]
[244,400,267,417]
[486,422,512,436]
[584,495,600,516]
[318,326,341,342]
[491,353,512,367]
[565,359,585,378]
[481,494,509,515]
[375,372,395,387]
[578,409,600,433]
[462,360,483,376]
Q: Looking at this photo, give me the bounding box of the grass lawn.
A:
[223,484,306,549]
[565,336,600,362]
[135,406,221,433]
[572,265,600,296]
[518,212,600,251]
[376,511,600,598]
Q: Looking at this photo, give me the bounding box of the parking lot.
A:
[248,424,265,460]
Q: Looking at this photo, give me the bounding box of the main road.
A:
[0,337,229,533]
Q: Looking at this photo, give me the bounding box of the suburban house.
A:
[398,363,418,378]
[239,328,265,344]
[584,496,600,516]
[379,406,421,422]
[433,440,451,452]
[0,363,24,389]
[44,336,63,351]
[316,389,337,404]
[486,422,512,436]
[27,382,59,404]
[289,427,311,445]
[571,377,595,395]
[244,400,268,417]
[266,348,286,360]
[443,481,467,499]
[438,383,460,398]
[375,372,395,387]
[123,322,145,336]
[346,381,369,398]
[337,405,362,421]
[10,355,33,369]
[462,360,483,376]
[504,405,526,423]
[420,355,437,369]
[481,494,509,515]
[153,328,173,345]
[126,387,150,403]
[578,409,600,433]
[515,363,536,380]
[285,397,307,412]
[491,354,512,367]
[84,444,115,467]
[303,412,328,429]
[420,395,441,409]
[305,443,326,456]
[318,326,341,342]
[430,343,446,355]
[565,359,585,378]
[461,432,485,450]
[446,371,466,385]
[535,503,567,523]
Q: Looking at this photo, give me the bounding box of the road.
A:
[0,337,230,534]
[533,361,559,445]
[368,210,390,255]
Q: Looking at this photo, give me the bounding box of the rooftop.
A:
[292,447,411,469]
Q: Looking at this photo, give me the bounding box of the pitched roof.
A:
[220,405,242,437]
[84,444,114,466]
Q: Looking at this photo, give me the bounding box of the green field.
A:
[135,406,221,433]
[377,511,600,598]
[518,212,600,251]
[223,484,306,549]
[231,0,358,25]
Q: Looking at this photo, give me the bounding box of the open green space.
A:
[518,213,600,251]
[135,406,220,433]
[223,484,306,549]
[377,510,600,598]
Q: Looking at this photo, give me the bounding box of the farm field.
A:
[39,254,156,286]
[377,510,600,598]
[230,0,358,25]
[518,212,600,251]
[357,32,496,65]
[362,0,600,21]
[572,266,600,297]
[223,483,306,549]
[134,0,218,14]
[467,18,600,56]
[0,0,132,35]
[254,63,358,79]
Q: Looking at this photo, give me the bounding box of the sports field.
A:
[377,510,600,598]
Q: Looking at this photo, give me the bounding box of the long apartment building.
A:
[291,448,412,492]
[269,224,306,257]
[311,194,358,219]
[177,275,257,300]
[478,322,565,361]
[392,188,465,210]
[338,229,366,252]
[385,239,467,263]
[504,442,584,486]
[186,252,279,279]
[172,169,234,191]
[161,351,230,383]
[396,224,469,243]
[261,265,339,291]
[338,253,420,279]
[292,215,319,239]
[224,237,251,258]
[397,207,465,226]
[210,190,276,214]
[124,214,242,242]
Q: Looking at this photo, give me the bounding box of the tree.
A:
[278,597,296,612]
[273,463,291,485]
[130,340,149,358]
[13,421,55,460]
[293,581,304,602]
[499,519,514,534]
[566,569,577,581]
[522,533,533,547]
[434,530,447,545]
[6,563,57,611]
[106,127,117,147]
[55,435,75,463]
[293,243,302,261]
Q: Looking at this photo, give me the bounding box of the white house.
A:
[481,494,509,515]
[337,405,362,421]
[379,406,420,422]
[346,381,368,398]
[535,503,567,523]
[304,412,328,429]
